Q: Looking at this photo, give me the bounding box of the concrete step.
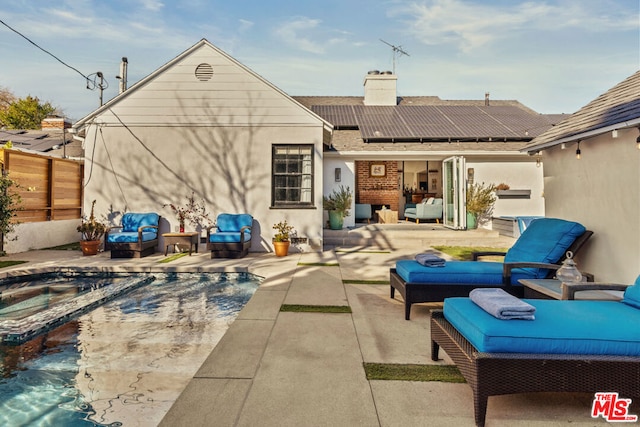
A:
[323,223,516,250]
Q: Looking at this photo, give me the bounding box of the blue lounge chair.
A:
[390,218,593,319]
[105,212,160,258]
[206,213,253,258]
[431,275,640,427]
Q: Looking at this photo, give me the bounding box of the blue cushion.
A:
[504,218,585,278]
[216,213,253,233]
[444,297,640,356]
[107,231,157,243]
[209,231,251,243]
[395,259,535,285]
[121,212,159,233]
[622,275,640,309]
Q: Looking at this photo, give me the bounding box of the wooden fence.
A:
[2,149,84,222]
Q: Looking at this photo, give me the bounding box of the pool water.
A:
[0,272,259,426]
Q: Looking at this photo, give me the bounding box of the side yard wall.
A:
[542,129,639,284]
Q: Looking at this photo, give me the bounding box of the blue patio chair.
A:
[105,212,160,258]
[206,213,253,258]
[390,218,593,319]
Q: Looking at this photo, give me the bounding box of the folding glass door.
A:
[442,156,466,230]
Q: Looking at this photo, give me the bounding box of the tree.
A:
[0,172,22,254]
[0,95,57,129]
[0,87,16,112]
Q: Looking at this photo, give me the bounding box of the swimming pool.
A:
[0,271,260,426]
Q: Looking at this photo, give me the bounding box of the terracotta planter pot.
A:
[80,240,101,256]
[273,241,290,257]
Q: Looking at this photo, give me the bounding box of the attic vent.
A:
[195,63,213,81]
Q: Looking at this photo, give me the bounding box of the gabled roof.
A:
[73,39,332,134]
[524,70,640,153]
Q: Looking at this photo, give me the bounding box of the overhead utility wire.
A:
[0,18,93,86]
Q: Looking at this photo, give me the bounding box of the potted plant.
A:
[272,219,296,257]
[465,182,496,229]
[323,185,353,230]
[163,191,214,233]
[77,200,107,255]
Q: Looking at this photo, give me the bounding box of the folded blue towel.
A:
[469,288,536,320]
[415,253,445,267]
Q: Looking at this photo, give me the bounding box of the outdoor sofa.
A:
[431,275,640,427]
[390,218,593,319]
[105,212,160,258]
[403,197,443,223]
[206,213,253,258]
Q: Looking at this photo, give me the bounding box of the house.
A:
[295,71,564,229]
[72,39,332,253]
[0,116,82,158]
[72,39,564,254]
[524,70,640,284]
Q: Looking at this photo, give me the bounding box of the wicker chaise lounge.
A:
[390,218,593,319]
[430,276,640,426]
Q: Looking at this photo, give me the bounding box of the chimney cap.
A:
[368,70,380,75]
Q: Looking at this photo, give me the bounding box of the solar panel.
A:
[312,104,555,141]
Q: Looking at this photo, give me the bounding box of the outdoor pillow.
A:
[622,275,640,309]
[121,213,159,233]
[216,213,253,233]
[504,218,585,274]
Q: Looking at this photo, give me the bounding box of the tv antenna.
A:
[380,39,409,74]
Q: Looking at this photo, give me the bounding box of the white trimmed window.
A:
[272,145,313,207]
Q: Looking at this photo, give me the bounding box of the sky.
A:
[0,0,638,121]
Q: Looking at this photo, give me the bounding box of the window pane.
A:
[272,144,314,206]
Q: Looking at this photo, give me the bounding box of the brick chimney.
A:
[363,70,397,106]
[41,115,71,130]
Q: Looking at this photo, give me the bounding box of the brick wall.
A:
[41,116,71,130]
[355,161,399,211]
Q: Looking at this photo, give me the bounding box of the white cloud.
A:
[139,0,164,12]
[274,17,326,54]
[394,0,638,52]
[238,19,254,33]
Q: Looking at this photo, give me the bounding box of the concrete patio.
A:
[0,227,619,426]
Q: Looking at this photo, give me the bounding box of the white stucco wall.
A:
[82,124,325,253]
[465,157,545,218]
[5,220,80,253]
[323,158,356,228]
[542,128,639,284]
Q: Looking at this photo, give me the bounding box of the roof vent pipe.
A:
[116,57,128,94]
